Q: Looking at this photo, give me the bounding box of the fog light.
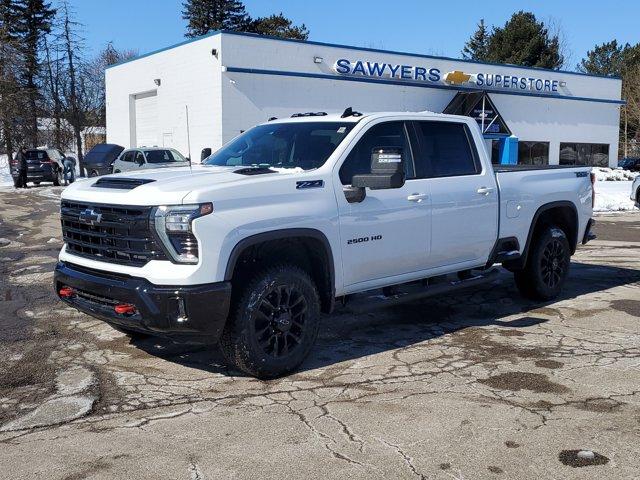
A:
[114,304,137,315]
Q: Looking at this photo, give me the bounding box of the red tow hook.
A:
[59,286,75,298]
[114,303,137,315]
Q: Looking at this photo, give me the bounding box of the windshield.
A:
[144,149,187,164]
[204,122,355,170]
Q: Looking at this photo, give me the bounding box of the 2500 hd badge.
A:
[347,235,382,245]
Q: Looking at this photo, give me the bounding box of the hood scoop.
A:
[92,177,156,190]
[234,167,276,176]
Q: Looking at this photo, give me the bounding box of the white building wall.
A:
[106,35,223,161]
[106,32,622,166]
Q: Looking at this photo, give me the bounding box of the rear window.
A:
[25,150,48,160]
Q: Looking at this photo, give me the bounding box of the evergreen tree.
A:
[0,0,23,158]
[578,40,640,77]
[182,0,249,38]
[246,13,308,40]
[485,11,563,69]
[14,0,56,147]
[461,19,489,61]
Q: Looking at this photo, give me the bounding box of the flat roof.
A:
[107,30,621,81]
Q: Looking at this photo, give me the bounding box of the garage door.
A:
[134,91,158,147]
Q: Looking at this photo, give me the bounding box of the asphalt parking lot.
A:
[0,186,639,479]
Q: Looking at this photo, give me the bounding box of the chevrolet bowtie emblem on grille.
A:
[445,70,472,85]
[78,208,102,225]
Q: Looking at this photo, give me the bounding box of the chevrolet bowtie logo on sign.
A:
[445,70,472,85]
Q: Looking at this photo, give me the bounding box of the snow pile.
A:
[0,154,13,187]
[594,179,637,212]
[592,167,638,182]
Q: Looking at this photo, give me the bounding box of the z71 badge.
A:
[296,180,324,189]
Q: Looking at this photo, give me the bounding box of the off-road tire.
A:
[219,264,321,379]
[514,226,571,301]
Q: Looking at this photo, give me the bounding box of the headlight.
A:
[152,203,213,264]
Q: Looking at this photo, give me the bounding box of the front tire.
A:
[514,226,571,301]
[219,264,321,379]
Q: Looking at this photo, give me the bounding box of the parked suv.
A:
[84,143,124,177]
[112,147,189,173]
[619,157,640,172]
[11,148,65,187]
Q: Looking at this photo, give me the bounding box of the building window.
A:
[518,141,549,165]
[559,143,609,166]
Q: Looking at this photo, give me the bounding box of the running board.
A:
[344,268,500,314]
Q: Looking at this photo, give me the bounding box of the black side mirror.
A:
[352,147,405,190]
[200,148,212,161]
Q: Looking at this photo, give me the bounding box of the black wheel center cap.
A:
[274,311,292,332]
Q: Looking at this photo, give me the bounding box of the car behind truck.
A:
[54,110,596,378]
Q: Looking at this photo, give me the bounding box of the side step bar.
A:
[344,268,500,314]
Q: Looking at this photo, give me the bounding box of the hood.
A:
[60,165,297,205]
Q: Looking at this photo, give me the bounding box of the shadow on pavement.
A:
[129,261,640,377]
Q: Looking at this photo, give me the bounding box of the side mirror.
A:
[344,148,405,204]
[200,148,212,161]
[351,147,405,190]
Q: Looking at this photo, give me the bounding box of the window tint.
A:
[135,151,145,164]
[339,122,414,185]
[413,122,480,178]
[122,151,135,162]
[559,143,609,167]
[25,150,48,160]
[518,141,549,165]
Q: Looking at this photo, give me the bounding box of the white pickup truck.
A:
[55,110,596,378]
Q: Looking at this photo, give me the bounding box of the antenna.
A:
[185,105,192,173]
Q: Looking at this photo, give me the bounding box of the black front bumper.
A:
[54,262,231,344]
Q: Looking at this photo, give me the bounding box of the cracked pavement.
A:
[0,186,639,479]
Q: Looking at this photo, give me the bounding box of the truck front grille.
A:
[60,201,167,267]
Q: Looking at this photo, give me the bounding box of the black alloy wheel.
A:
[540,238,567,289]
[253,284,308,358]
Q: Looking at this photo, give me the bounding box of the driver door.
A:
[335,121,432,290]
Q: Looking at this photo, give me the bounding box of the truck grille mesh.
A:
[60,201,167,266]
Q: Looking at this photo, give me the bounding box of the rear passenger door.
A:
[411,121,498,269]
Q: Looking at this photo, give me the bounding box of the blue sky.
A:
[72,0,639,70]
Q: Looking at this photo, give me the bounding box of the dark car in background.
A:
[619,157,640,172]
[84,143,124,177]
[11,148,65,187]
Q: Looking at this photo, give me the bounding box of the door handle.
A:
[476,186,494,196]
[407,193,428,202]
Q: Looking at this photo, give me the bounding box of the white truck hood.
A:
[61,165,282,205]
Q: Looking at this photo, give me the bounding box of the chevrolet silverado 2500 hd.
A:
[54,110,596,378]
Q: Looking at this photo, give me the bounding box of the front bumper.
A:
[54,261,231,344]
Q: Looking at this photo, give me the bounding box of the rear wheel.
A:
[514,226,571,301]
[219,264,321,379]
[53,167,62,186]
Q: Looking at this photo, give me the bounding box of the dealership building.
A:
[106,31,623,166]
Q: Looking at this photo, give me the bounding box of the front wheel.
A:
[219,264,321,379]
[514,226,571,301]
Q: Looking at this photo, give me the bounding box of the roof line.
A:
[225,66,626,105]
[107,30,621,81]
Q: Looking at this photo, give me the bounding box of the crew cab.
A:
[54,110,595,378]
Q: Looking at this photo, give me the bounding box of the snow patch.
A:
[594,179,637,212]
[592,167,638,182]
